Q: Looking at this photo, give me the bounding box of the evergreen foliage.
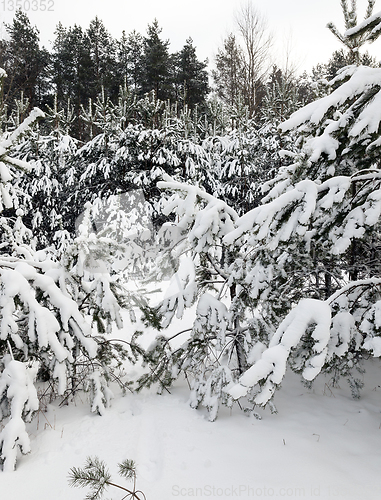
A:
[8,96,78,245]
[141,19,173,101]
[87,17,119,101]
[137,9,381,419]
[0,72,141,470]
[324,48,379,81]
[2,0,381,473]
[213,4,272,115]
[51,22,94,137]
[0,10,50,110]
[173,38,209,110]
[68,456,146,500]
[213,34,244,109]
[327,0,377,62]
[117,30,144,94]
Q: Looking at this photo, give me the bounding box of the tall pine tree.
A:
[0,10,50,110]
[117,30,144,94]
[142,20,173,101]
[87,17,119,100]
[173,38,209,110]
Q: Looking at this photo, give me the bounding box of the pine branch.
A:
[365,0,376,19]
[68,456,146,500]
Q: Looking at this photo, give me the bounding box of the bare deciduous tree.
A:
[235,2,273,115]
[213,3,273,115]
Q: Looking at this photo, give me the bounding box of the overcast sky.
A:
[1,0,380,73]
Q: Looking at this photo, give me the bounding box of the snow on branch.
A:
[280,66,381,161]
[344,10,381,43]
[158,176,238,252]
[0,256,99,403]
[327,277,381,304]
[214,168,381,256]
[160,255,197,327]
[327,277,381,360]
[224,175,350,249]
[0,108,45,152]
[228,299,332,405]
[0,360,39,472]
[224,180,318,249]
[228,277,381,407]
[0,262,97,361]
[193,292,230,348]
[326,175,381,254]
[0,107,45,212]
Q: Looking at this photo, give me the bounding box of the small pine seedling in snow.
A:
[68,456,147,500]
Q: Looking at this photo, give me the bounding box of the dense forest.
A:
[1,7,377,239]
[0,8,377,134]
[1,1,381,475]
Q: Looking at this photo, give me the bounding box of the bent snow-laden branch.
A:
[229,278,381,406]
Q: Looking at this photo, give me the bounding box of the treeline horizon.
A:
[0,7,379,141]
[0,10,210,135]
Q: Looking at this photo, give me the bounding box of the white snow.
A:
[0,360,39,472]
[280,65,381,165]
[161,255,197,325]
[1,108,45,152]
[281,66,381,132]
[344,11,381,39]
[328,311,356,358]
[2,323,381,498]
[229,299,332,403]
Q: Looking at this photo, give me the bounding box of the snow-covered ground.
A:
[3,307,381,500]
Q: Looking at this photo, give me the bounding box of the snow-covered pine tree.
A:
[201,120,280,215]
[136,177,242,421]
[138,7,381,418]
[74,90,184,231]
[7,94,79,245]
[0,71,136,471]
[262,66,307,124]
[227,8,381,406]
[327,0,377,64]
[73,87,237,230]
